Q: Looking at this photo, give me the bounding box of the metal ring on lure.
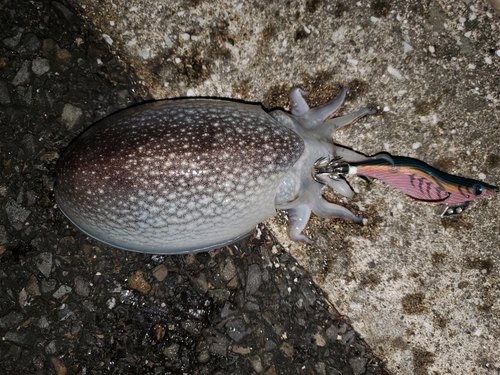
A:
[55,87,376,254]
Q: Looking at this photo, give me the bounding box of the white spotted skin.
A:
[56,99,303,253]
[56,89,374,253]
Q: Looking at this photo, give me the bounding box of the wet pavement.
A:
[0,1,387,374]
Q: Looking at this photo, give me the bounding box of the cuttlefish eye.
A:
[474,184,483,196]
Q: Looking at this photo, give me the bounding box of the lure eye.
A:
[474,184,483,196]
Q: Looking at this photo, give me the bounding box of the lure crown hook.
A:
[312,157,349,183]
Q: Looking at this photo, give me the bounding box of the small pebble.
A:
[403,42,413,54]
[154,324,166,342]
[227,275,240,290]
[248,355,263,373]
[11,61,30,86]
[387,65,402,79]
[0,311,24,329]
[102,34,113,45]
[280,342,294,358]
[45,340,58,355]
[41,279,57,293]
[221,257,236,281]
[26,275,41,296]
[163,343,179,359]
[232,345,251,355]
[197,350,210,363]
[314,331,327,347]
[164,34,173,48]
[36,252,53,278]
[51,356,67,375]
[138,48,150,59]
[226,319,250,342]
[74,276,90,297]
[3,29,23,48]
[0,82,11,105]
[61,104,82,130]
[53,285,72,299]
[5,330,30,345]
[265,339,277,351]
[106,297,116,309]
[5,200,31,223]
[209,342,227,357]
[37,316,49,329]
[189,273,208,294]
[316,362,327,375]
[127,270,151,294]
[152,264,168,282]
[18,288,28,307]
[55,48,72,66]
[349,357,368,375]
[32,57,50,75]
[40,145,67,162]
[245,264,262,295]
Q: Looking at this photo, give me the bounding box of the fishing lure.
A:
[313,155,498,216]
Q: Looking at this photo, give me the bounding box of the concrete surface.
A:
[67,0,500,373]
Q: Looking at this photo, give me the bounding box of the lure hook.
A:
[312,157,349,183]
